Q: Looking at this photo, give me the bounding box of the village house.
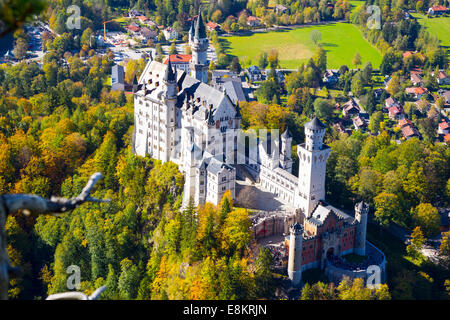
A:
[352,115,367,131]
[140,27,158,44]
[274,4,288,14]
[129,9,143,18]
[323,70,339,86]
[401,125,420,140]
[405,87,429,100]
[137,16,149,24]
[445,134,450,144]
[402,51,414,59]
[443,90,450,106]
[410,72,424,86]
[342,99,360,118]
[163,54,192,73]
[388,105,404,120]
[428,5,449,15]
[385,97,400,109]
[438,120,450,135]
[163,27,178,40]
[125,24,140,35]
[247,16,261,27]
[248,65,263,82]
[398,118,413,128]
[206,21,220,32]
[435,70,450,85]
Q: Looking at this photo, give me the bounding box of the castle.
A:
[133,12,384,286]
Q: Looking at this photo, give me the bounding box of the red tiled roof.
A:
[439,121,450,130]
[406,87,428,95]
[126,25,140,32]
[163,54,192,64]
[431,6,448,11]
[138,15,149,22]
[389,106,403,115]
[398,119,412,127]
[445,133,450,142]
[402,51,413,58]
[247,16,260,21]
[401,125,417,137]
[206,21,219,29]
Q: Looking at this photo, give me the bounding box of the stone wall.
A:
[324,241,387,285]
[251,211,297,239]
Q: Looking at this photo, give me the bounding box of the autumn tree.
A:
[412,203,440,237]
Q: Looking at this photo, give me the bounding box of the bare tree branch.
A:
[0,172,110,300]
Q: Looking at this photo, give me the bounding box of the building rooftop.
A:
[305,116,326,130]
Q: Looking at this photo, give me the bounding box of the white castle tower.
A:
[280,129,293,173]
[190,10,209,83]
[162,59,177,162]
[295,117,331,217]
[287,222,303,286]
[354,201,369,256]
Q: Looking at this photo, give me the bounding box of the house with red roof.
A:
[402,51,414,59]
[401,125,420,140]
[247,15,261,27]
[436,70,450,85]
[428,6,448,15]
[405,87,429,99]
[388,105,404,120]
[125,24,140,34]
[163,54,192,73]
[445,134,450,144]
[206,21,220,32]
[398,118,413,128]
[438,120,450,135]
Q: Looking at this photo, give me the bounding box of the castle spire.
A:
[164,58,176,82]
[194,8,206,40]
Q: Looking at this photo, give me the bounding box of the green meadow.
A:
[221,22,382,69]
[411,13,450,47]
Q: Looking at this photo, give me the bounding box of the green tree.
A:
[313,98,334,122]
[374,192,402,228]
[118,258,140,299]
[310,29,322,46]
[352,51,362,68]
[412,203,440,237]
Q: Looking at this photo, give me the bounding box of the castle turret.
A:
[162,60,177,162]
[288,222,303,286]
[295,116,331,217]
[354,201,369,256]
[190,9,209,83]
[188,21,194,45]
[280,129,293,173]
[163,59,177,99]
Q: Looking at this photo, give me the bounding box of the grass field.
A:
[350,0,365,13]
[222,22,382,69]
[411,13,450,47]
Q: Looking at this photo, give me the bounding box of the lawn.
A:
[411,13,450,47]
[349,0,365,13]
[222,22,382,69]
